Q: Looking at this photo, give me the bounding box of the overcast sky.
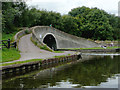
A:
[26,0,120,16]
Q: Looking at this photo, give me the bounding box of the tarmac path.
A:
[3,34,76,64]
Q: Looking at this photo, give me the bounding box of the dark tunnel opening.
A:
[43,34,57,51]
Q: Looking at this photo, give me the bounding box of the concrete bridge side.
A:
[32,26,100,50]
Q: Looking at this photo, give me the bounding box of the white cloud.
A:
[26,0,120,15]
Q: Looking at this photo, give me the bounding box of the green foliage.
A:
[68,6,91,17]
[2,2,119,40]
[69,7,119,40]
[61,15,81,36]
[2,31,17,41]
[85,8,113,40]
[25,29,30,34]
[2,31,21,63]
[2,2,20,33]
[31,37,53,52]
[40,45,53,52]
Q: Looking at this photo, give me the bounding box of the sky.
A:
[26,0,120,16]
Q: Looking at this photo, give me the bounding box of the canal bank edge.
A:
[2,53,81,75]
[58,48,120,52]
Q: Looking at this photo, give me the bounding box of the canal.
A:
[2,53,120,89]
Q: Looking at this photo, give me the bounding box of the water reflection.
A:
[2,55,120,88]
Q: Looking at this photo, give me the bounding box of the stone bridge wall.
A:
[32,26,99,49]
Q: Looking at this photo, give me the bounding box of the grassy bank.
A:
[54,51,64,53]
[2,31,18,41]
[2,31,21,63]
[81,46,120,50]
[62,46,120,50]
[2,59,43,66]
[30,37,53,52]
[2,48,21,63]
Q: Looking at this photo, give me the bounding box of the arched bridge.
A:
[32,26,99,50]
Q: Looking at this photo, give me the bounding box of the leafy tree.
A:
[85,8,113,40]
[69,7,115,40]
[68,6,91,17]
[2,2,119,40]
[2,3,18,33]
[61,15,80,36]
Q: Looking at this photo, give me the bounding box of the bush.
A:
[25,29,30,34]
[40,45,53,52]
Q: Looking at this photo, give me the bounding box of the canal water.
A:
[2,53,120,89]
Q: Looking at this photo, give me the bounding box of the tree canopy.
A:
[2,2,120,40]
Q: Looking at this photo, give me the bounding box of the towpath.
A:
[3,34,76,64]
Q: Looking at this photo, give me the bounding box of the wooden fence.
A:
[0,39,16,49]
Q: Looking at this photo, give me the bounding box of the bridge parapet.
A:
[32,26,100,50]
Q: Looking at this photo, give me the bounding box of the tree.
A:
[2,2,28,32]
[2,2,119,40]
[85,8,113,40]
[69,7,115,40]
[68,6,91,17]
[2,2,19,33]
[61,15,80,36]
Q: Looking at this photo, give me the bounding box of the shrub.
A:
[25,29,30,34]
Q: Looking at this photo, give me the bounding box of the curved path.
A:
[3,34,76,64]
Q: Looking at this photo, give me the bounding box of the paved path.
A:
[3,34,76,64]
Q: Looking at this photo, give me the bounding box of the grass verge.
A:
[2,31,21,63]
[54,51,64,53]
[81,46,120,49]
[62,46,120,50]
[2,59,43,66]
[2,48,21,63]
[2,28,32,63]
[2,31,18,42]
[54,55,66,58]
[30,37,53,52]
[40,45,53,52]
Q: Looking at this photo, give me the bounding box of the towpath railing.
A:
[0,39,16,49]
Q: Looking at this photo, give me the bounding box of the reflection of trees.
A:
[2,56,120,88]
[54,55,120,87]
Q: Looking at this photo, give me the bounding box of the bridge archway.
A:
[43,34,57,51]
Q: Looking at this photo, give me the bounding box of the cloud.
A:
[26,0,119,15]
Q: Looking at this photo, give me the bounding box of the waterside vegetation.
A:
[2,2,120,40]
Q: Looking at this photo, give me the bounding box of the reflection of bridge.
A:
[32,26,99,50]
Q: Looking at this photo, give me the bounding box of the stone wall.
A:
[2,54,81,76]
[32,26,100,49]
[14,27,32,48]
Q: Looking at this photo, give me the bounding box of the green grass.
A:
[2,48,21,63]
[40,45,53,52]
[54,53,72,58]
[54,55,66,58]
[67,54,71,56]
[2,59,43,66]
[106,46,120,49]
[31,37,53,52]
[2,31,22,63]
[81,46,120,49]
[54,51,64,53]
[2,31,18,42]
[62,46,120,50]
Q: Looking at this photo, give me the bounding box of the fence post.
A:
[14,42,17,48]
[8,39,10,49]
[13,42,17,48]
